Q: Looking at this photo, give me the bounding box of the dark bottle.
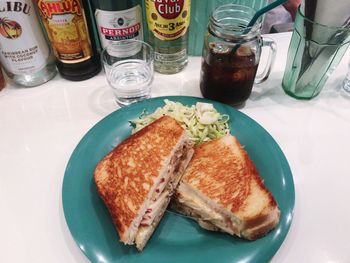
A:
[89,0,144,49]
[35,0,101,81]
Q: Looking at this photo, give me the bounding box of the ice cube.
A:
[209,42,230,54]
[236,45,253,56]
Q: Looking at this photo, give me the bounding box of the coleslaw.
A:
[129,99,230,145]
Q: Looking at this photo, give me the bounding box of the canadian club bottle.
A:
[89,0,143,49]
[0,0,57,87]
[145,0,191,74]
[35,0,101,81]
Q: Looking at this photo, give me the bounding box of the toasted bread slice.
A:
[94,116,194,250]
[172,134,280,240]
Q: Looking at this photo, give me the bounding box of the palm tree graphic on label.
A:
[0,17,22,39]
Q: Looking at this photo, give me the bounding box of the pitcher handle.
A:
[255,37,277,84]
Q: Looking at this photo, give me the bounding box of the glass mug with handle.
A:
[200,4,276,106]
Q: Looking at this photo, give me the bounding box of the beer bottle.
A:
[35,0,101,81]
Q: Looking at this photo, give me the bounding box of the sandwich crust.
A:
[176,134,280,239]
[94,116,188,245]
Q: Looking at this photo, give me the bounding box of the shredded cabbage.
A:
[129,99,230,145]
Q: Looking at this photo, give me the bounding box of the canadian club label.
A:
[95,5,143,49]
[0,1,50,75]
[36,0,92,63]
[146,0,190,41]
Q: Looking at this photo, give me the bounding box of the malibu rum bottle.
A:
[0,0,57,87]
[145,0,191,74]
[35,0,101,81]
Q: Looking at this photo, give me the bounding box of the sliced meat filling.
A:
[139,141,193,227]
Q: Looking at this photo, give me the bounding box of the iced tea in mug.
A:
[200,4,276,106]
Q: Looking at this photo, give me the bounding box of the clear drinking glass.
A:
[199,4,276,107]
[101,40,154,106]
[282,7,350,99]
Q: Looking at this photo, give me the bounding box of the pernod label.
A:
[95,5,143,48]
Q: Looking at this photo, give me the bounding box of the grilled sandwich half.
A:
[94,116,194,250]
[172,134,280,240]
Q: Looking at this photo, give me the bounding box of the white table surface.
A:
[1,32,350,263]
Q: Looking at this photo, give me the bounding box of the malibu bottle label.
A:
[0,1,50,74]
[95,5,143,49]
[145,0,190,41]
[36,0,93,63]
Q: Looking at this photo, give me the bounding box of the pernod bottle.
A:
[0,0,57,87]
[145,0,191,74]
[90,0,143,49]
[35,0,101,81]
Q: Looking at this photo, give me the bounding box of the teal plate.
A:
[62,96,295,263]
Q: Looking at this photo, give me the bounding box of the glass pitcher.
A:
[199,4,276,106]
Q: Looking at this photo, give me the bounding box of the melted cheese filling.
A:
[176,186,238,235]
[140,190,169,226]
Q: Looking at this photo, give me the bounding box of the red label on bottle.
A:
[36,0,93,63]
[100,23,141,37]
[37,0,81,18]
[155,0,184,19]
